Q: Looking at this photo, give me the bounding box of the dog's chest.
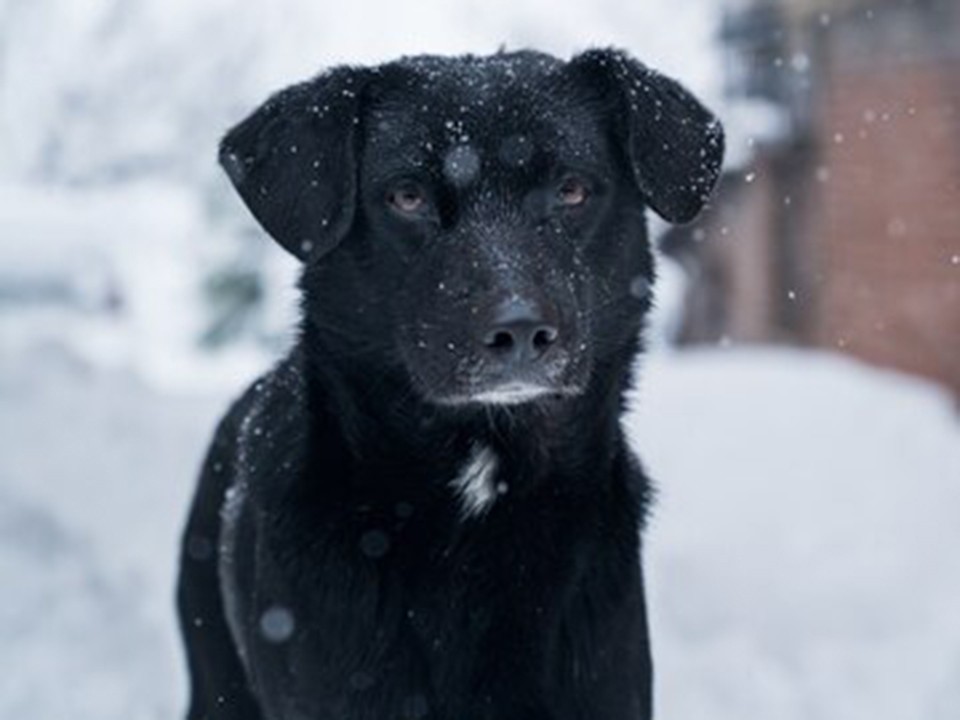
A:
[231,498,580,719]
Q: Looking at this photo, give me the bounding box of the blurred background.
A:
[0,0,957,718]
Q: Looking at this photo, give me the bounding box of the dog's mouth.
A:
[471,382,555,405]
[435,381,583,407]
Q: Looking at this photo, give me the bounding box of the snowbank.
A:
[628,349,960,719]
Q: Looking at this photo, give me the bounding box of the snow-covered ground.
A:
[0,350,222,719]
[1,343,957,719]
[631,350,960,719]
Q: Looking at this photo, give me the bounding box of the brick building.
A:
[663,0,960,397]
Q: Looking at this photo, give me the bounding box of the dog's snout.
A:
[482,298,560,364]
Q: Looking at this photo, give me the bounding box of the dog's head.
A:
[220,49,723,407]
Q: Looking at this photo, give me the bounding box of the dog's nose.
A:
[482,298,559,364]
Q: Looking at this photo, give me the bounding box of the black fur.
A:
[177,48,723,720]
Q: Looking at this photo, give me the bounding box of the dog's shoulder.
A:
[207,353,309,485]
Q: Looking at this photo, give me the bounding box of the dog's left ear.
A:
[219,66,369,262]
[567,48,725,224]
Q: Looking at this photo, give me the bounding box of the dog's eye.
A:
[387,183,428,215]
[557,176,589,207]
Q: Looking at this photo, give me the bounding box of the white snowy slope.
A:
[0,346,958,719]
[0,349,226,720]
[628,349,960,720]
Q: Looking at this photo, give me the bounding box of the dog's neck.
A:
[296,329,637,502]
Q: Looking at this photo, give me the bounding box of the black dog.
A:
[177,48,722,720]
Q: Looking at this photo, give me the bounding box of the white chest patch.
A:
[451,444,500,518]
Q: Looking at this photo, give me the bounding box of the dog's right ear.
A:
[219,66,368,262]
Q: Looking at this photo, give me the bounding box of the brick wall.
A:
[809,58,960,394]
[666,1,960,396]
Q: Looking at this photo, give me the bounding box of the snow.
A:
[259,606,297,644]
[629,350,960,719]
[443,145,482,187]
[0,351,224,719]
[1,345,958,719]
[0,183,291,393]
